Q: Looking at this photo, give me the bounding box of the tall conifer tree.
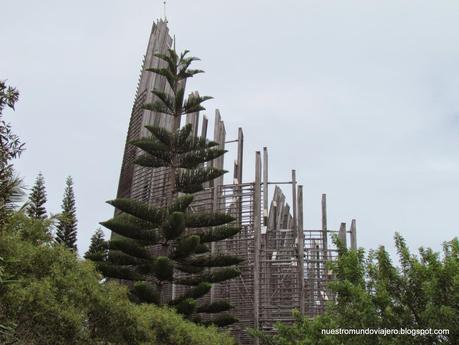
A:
[94,49,243,326]
[56,176,77,251]
[85,228,108,261]
[26,172,47,219]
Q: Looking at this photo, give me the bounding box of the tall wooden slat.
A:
[297,185,305,314]
[350,219,357,250]
[253,151,262,343]
[200,114,208,139]
[321,194,328,260]
[263,147,269,226]
[339,222,347,248]
[237,128,244,183]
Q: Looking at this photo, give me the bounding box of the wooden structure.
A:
[114,19,358,345]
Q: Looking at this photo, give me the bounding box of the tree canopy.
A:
[0,212,236,345]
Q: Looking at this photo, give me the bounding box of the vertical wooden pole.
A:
[200,115,208,139]
[292,170,298,235]
[263,147,268,226]
[350,219,357,250]
[253,151,262,340]
[339,222,347,248]
[297,185,305,314]
[237,128,244,184]
[321,194,328,260]
[210,185,219,304]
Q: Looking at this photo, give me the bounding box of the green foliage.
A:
[94,48,242,326]
[55,176,77,251]
[253,234,459,345]
[107,198,165,225]
[100,213,160,242]
[203,315,239,328]
[173,235,201,259]
[26,172,47,219]
[0,80,24,229]
[175,268,241,286]
[0,213,236,345]
[197,225,241,243]
[161,211,186,240]
[197,301,233,314]
[84,228,108,261]
[186,254,244,267]
[185,212,235,228]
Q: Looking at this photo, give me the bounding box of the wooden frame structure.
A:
[114,19,359,345]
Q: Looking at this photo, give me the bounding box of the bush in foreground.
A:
[0,213,235,345]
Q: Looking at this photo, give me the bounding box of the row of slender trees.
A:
[26,173,78,251]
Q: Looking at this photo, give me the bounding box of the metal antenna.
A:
[163,1,168,22]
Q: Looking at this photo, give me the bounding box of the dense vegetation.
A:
[252,235,459,345]
[0,214,236,345]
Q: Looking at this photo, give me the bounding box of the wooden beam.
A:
[253,151,262,340]
[297,185,305,314]
[263,147,268,226]
[237,127,244,184]
[350,219,357,250]
[321,194,328,260]
[200,114,208,139]
[339,222,347,248]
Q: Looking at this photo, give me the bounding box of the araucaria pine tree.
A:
[26,172,47,219]
[56,176,77,251]
[85,228,108,262]
[95,49,243,326]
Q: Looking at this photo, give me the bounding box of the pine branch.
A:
[144,125,174,146]
[168,194,194,213]
[134,153,168,168]
[96,262,143,281]
[196,301,233,314]
[201,315,238,327]
[108,239,151,260]
[100,214,159,242]
[107,250,146,266]
[107,198,165,225]
[161,212,186,241]
[178,148,227,169]
[129,282,160,304]
[185,212,235,228]
[176,167,227,193]
[174,267,240,286]
[172,235,200,259]
[196,225,241,243]
[185,254,244,268]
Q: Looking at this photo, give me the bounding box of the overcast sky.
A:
[1,0,458,257]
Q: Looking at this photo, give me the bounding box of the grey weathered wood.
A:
[200,114,208,139]
[297,185,305,314]
[237,127,244,184]
[350,219,357,250]
[212,109,226,188]
[263,147,269,226]
[253,151,262,340]
[292,170,298,235]
[338,222,347,248]
[185,93,200,137]
[321,194,328,260]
